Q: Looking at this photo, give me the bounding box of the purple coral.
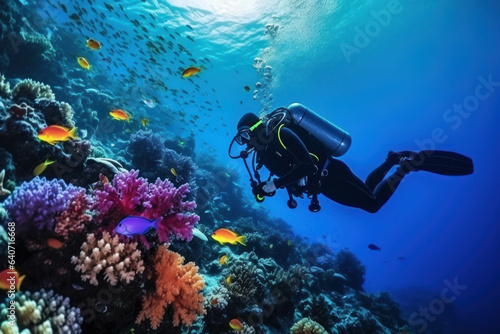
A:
[2,176,81,236]
[92,170,199,243]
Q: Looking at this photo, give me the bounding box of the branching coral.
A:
[0,289,82,333]
[92,170,199,243]
[11,78,55,101]
[54,189,92,241]
[2,177,81,237]
[0,74,11,99]
[71,231,145,286]
[290,318,328,334]
[136,246,205,329]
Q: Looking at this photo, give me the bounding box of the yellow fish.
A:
[226,275,233,286]
[219,255,229,265]
[77,57,91,70]
[211,228,246,246]
[140,117,149,127]
[182,66,201,78]
[171,168,177,177]
[33,159,55,176]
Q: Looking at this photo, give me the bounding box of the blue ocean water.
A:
[1,0,499,332]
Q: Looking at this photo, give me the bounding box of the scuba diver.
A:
[228,103,473,213]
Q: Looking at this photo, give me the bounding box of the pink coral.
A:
[92,170,199,243]
[71,232,144,286]
[136,246,205,329]
[55,190,92,240]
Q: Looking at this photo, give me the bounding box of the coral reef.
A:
[71,231,145,286]
[1,176,81,237]
[333,249,366,291]
[0,289,82,333]
[290,317,328,334]
[54,189,92,241]
[0,74,10,99]
[127,130,164,179]
[34,98,75,128]
[136,246,205,329]
[11,78,55,102]
[92,169,199,243]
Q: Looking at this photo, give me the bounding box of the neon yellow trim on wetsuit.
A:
[250,120,262,131]
[278,124,286,149]
[257,194,264,200]
[309,153,319,161]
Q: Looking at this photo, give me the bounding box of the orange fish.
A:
[86,38,102,50]
[0,268,25,291]
[229,319,243,331]
[77,57,91,70]
[109,109,130,123]
[211,228,246,246]
[47,238,65,249]
[38,125,78,145]
[210,297,218,306]
[182,66,201,78]
[110,109,131,122]
[219,255,229,265]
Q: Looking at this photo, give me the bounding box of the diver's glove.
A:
[262,179,277,194]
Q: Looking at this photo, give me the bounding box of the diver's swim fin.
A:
[401,150,473,176]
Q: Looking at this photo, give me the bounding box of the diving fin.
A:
[400,150,473,176]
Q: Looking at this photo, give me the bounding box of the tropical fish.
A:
[368,244,381,251]
[0,268,25,291]
[140,117,149,127]
[210,297,218,306]
[287,239,293,246]
[114,216,162,237]
[219,255,229,265]
[211,228,246,246]
[143,99,157,108]
[33,159,55,176]
[109,109,131,122]
[229,319,243,331]
[269,244,273,249]
[243,85,251,92]
[47,238,64,249]
[77,57,91,70]
[38,125,78,145]
[181,66,201,78]
[170,168,177,177]
[226,274,233,285]
[86,38,102,50]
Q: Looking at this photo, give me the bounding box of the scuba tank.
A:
[266,103,351,158]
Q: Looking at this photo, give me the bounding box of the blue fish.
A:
[114,216,161,237]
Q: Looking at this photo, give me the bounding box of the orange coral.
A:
[136,246,205,329]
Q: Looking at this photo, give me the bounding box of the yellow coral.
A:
[11,78,55,101]
[290,318,328,334]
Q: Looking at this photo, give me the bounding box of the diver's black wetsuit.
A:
[257,125,405,213]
